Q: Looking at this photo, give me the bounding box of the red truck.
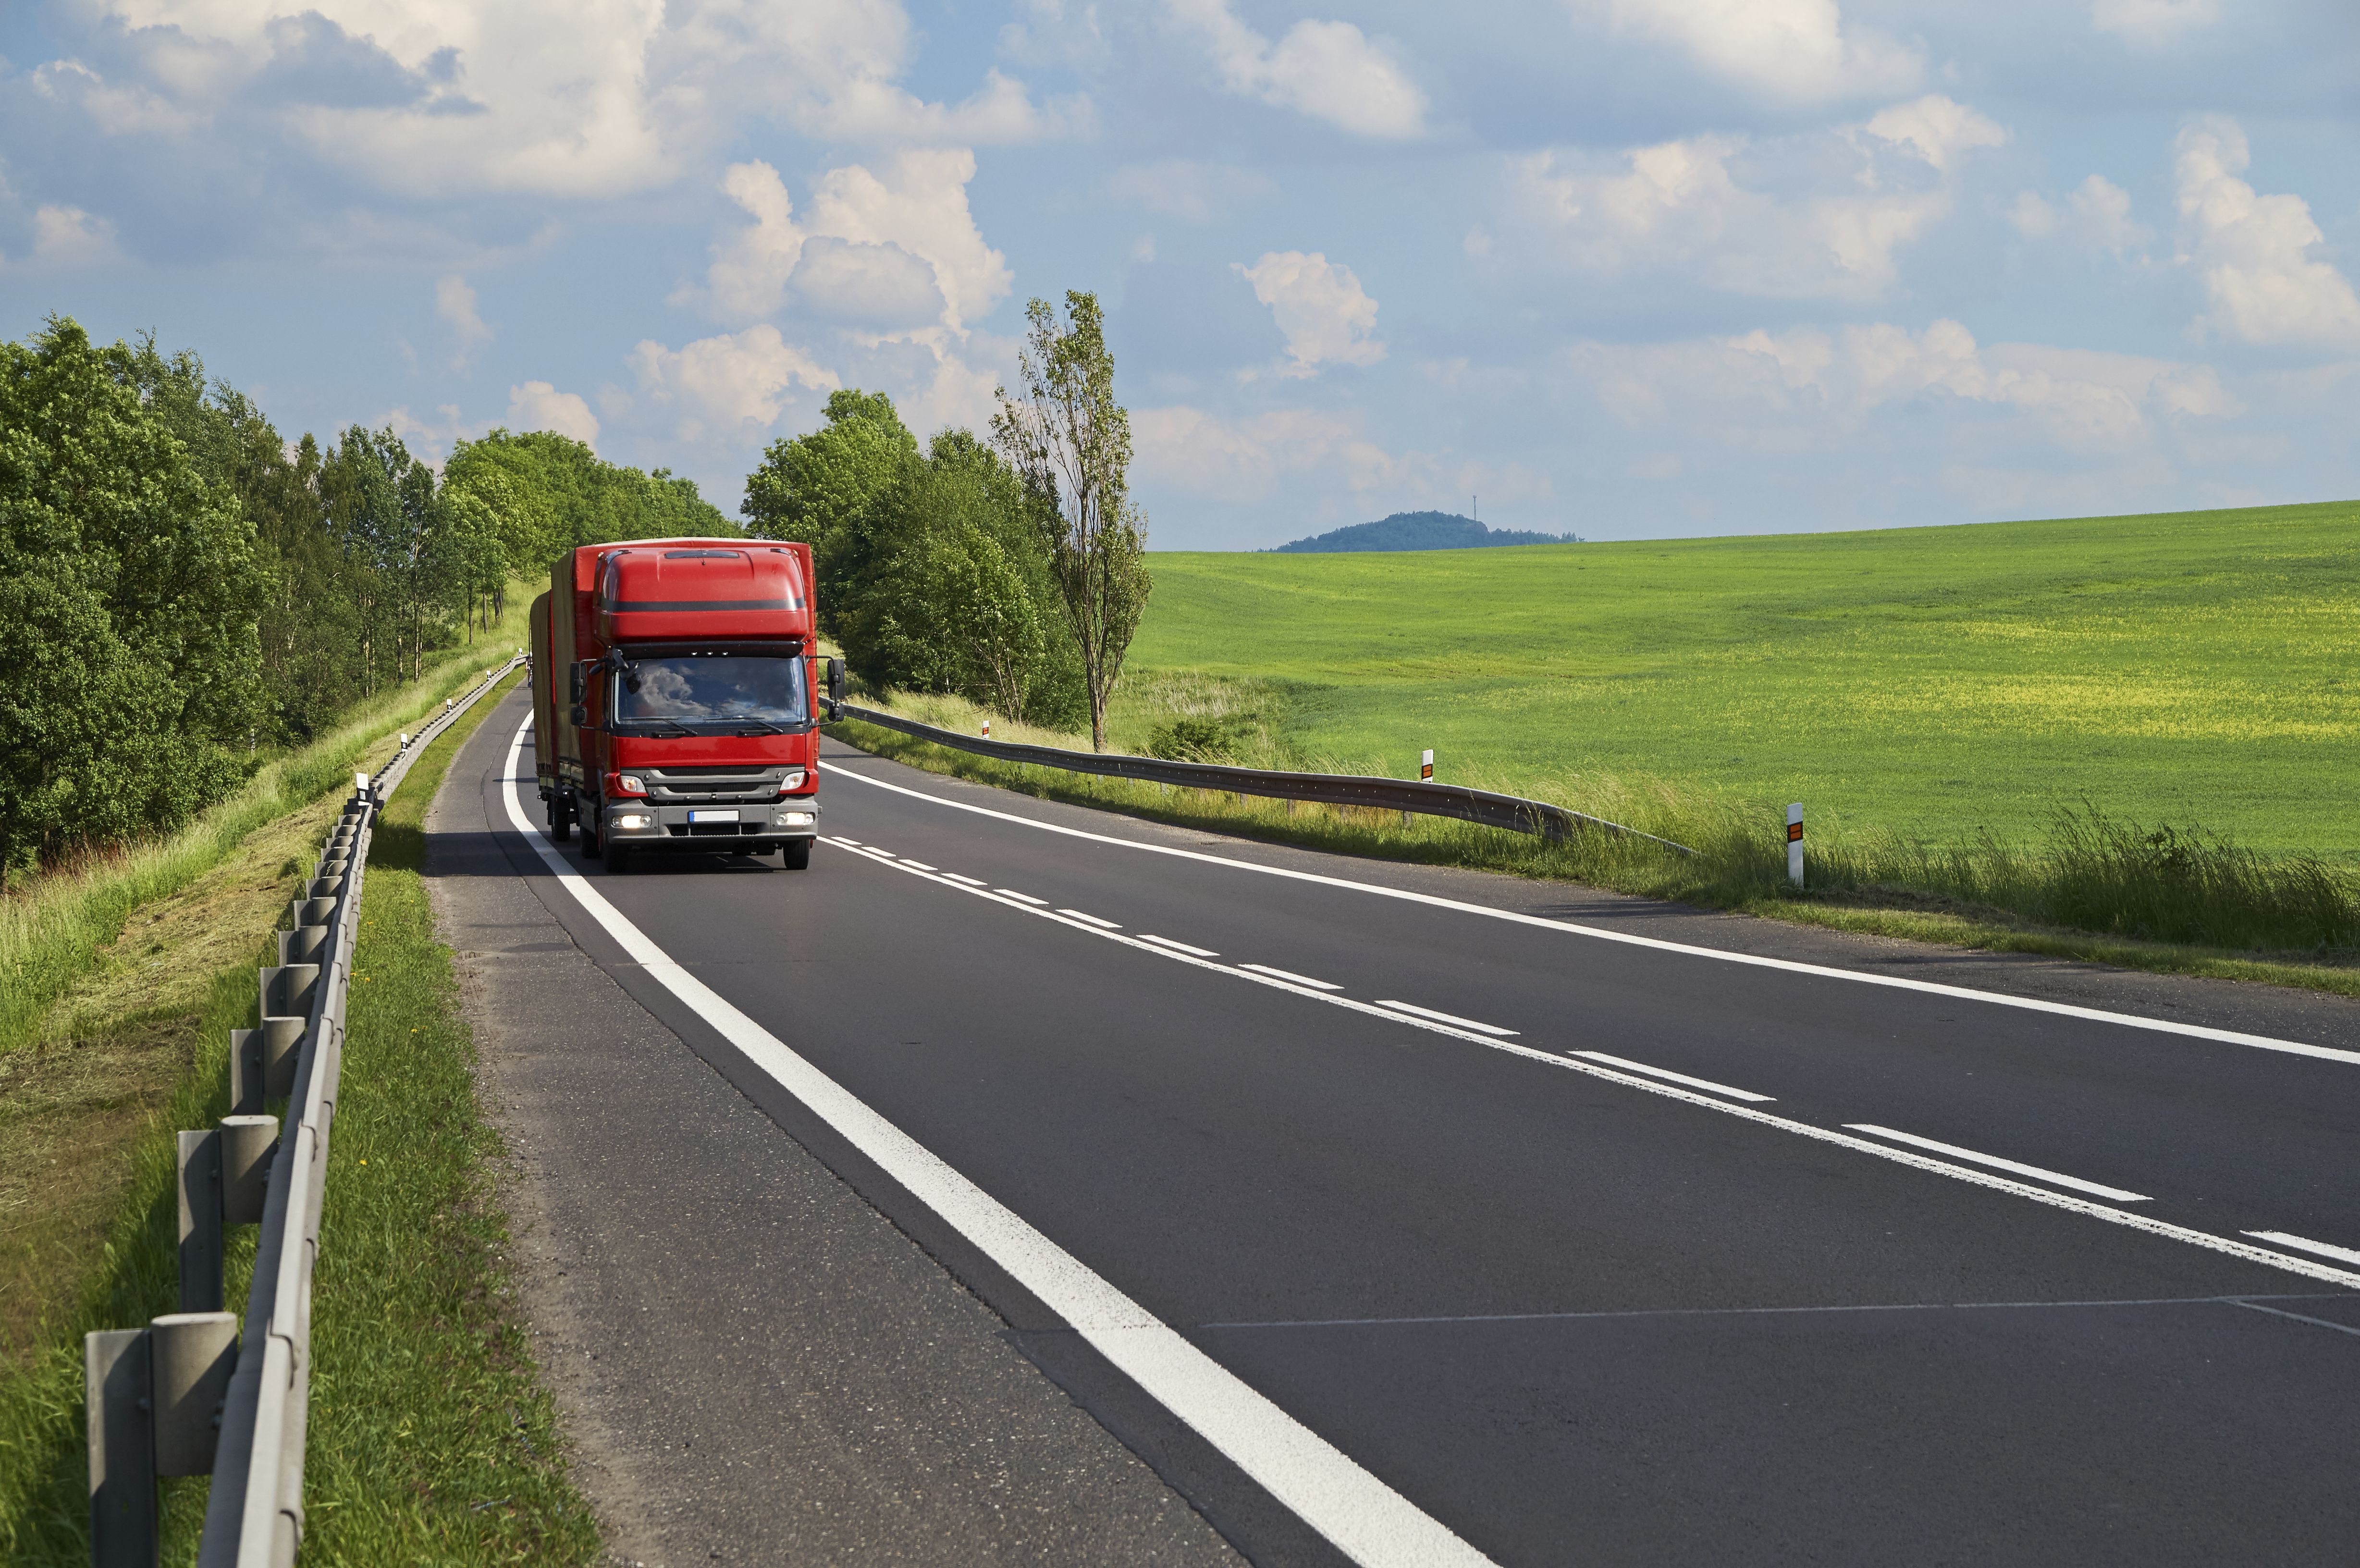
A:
[529,537,842,873]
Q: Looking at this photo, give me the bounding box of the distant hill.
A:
[1270,511,1581,553]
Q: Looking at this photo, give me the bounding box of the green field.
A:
[1131,500,2360,857]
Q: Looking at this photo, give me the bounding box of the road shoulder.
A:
[426,693,1243,1567]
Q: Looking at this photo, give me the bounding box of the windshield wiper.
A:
[729,718,791,735]
[624,720,696,736]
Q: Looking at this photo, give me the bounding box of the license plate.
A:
[687,809,739,823]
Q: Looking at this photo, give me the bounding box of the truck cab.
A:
[531,538,829,872]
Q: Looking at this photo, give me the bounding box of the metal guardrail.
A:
[85,654,523,1568]
[830,701,1694,856]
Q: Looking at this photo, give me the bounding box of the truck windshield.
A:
[613,653,807,727]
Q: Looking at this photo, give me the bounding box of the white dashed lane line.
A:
[1138,935,1220,957]
[1572,1051,1774,1103]
[811,833,2360,1293]
[1845,1125,2151,1203]
[2243,1230,2360,1267]
[941,872,987,887]
[1239,963,1342,991]
[1372,1000,1519,1037]
[1059,909,1122,930]
[901,859,939,871]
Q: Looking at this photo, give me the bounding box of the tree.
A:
[742,390,916,633]
[991,292,1152,751]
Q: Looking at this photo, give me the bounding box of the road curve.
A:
[435,686,2360,1565]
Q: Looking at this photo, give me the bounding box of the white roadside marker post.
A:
[982,718,991,739]
[1421,748,1434,781]
[1787,802,1804,888]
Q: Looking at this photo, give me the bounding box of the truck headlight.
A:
[615,812,651,830]
[777,770,807,793]
[775,810,815,826]
[614,774,647,796]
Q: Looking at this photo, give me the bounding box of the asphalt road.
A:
[433,688,2360,1565]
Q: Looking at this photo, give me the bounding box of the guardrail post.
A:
[151,1312,239,1478]
[229,1029,265,1116]
[277,924,328,966]
[178,1131,224,1312]
[221,1115,277,1224]
[86,1328,155,1568]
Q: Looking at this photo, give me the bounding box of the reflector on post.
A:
[1421,749,1434,782]
[1787,803,1805,889]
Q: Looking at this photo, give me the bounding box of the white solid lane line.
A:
[1844,1126,2151,1203]
[1139,935,1221,957]
[996,889,1049,906]
[1059,909,1122,930]
[1373,1000,1519,1037]
[1572,1052,1774,1103]
[818,833,2360,1293]
[2242,1230,2360,1267]
[500,719,1492,1568]
[819,761,2360,1070]
[1239,963,1343,991]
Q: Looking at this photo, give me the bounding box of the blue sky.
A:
[3,0,2355,549]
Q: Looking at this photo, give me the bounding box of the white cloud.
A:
[679,160,806,321]
[2011,175,2149,258]
[54,0,1082,203]
[1165,0,1427,139]
[1710,318,2238,450]
[1235,251,1384,377]
[628,326,838,442]
[1604,0,1922,105]
[2173,117,2360,351]
[2091,0,2220,47]
[1861,96,2006,172]
[801,148,1011,334]
[1106,160,1276,224]
[1497,98,2003,300]
[13,204,124,269]
[506,380,602,446]
[680,150,1008,339]
[1132,405,1419,501]
[435,274,492,370]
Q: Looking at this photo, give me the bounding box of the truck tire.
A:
[783,839,812,870]
[546,794,572,841]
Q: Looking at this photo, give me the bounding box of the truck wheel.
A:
[783,840,812,870]
[547,795,572,841]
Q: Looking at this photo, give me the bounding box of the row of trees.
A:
[0,316,729,888]
[744,291,1152,750]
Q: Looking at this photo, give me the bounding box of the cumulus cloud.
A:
[628,326,839,442]
[435,274,492,370]
[1235,251,1384,377]
[1603,0,1922,105]
[2011,175,2149,258]
[8,204,124,270]
[680,152,1008,339]
[1165,0,1427,139]
[1710,319,2238,450]
[41,0,1083,203]
[506,380,601,445]
[1106,160,1277,224]
[1132,405,1420,501]
[2173,117,2360,351]
[2091,0,2220,46]
[1494,96,2004,300]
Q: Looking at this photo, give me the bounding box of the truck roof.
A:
[584,539,812,644]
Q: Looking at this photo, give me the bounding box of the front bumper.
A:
[601,799,819,847]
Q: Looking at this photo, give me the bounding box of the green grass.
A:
[0,667,595,1564]
[0,597,535,1059]
[298,670,596,1562]
[1130,499,2360,857]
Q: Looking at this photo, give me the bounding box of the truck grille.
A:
[640,765,786,804]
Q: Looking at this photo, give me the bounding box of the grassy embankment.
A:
[0,607,594,1562]
[836,500,2360,993]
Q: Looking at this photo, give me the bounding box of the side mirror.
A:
[568,703,590,727]
[567,662,587,703]
[824,657,845,715]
